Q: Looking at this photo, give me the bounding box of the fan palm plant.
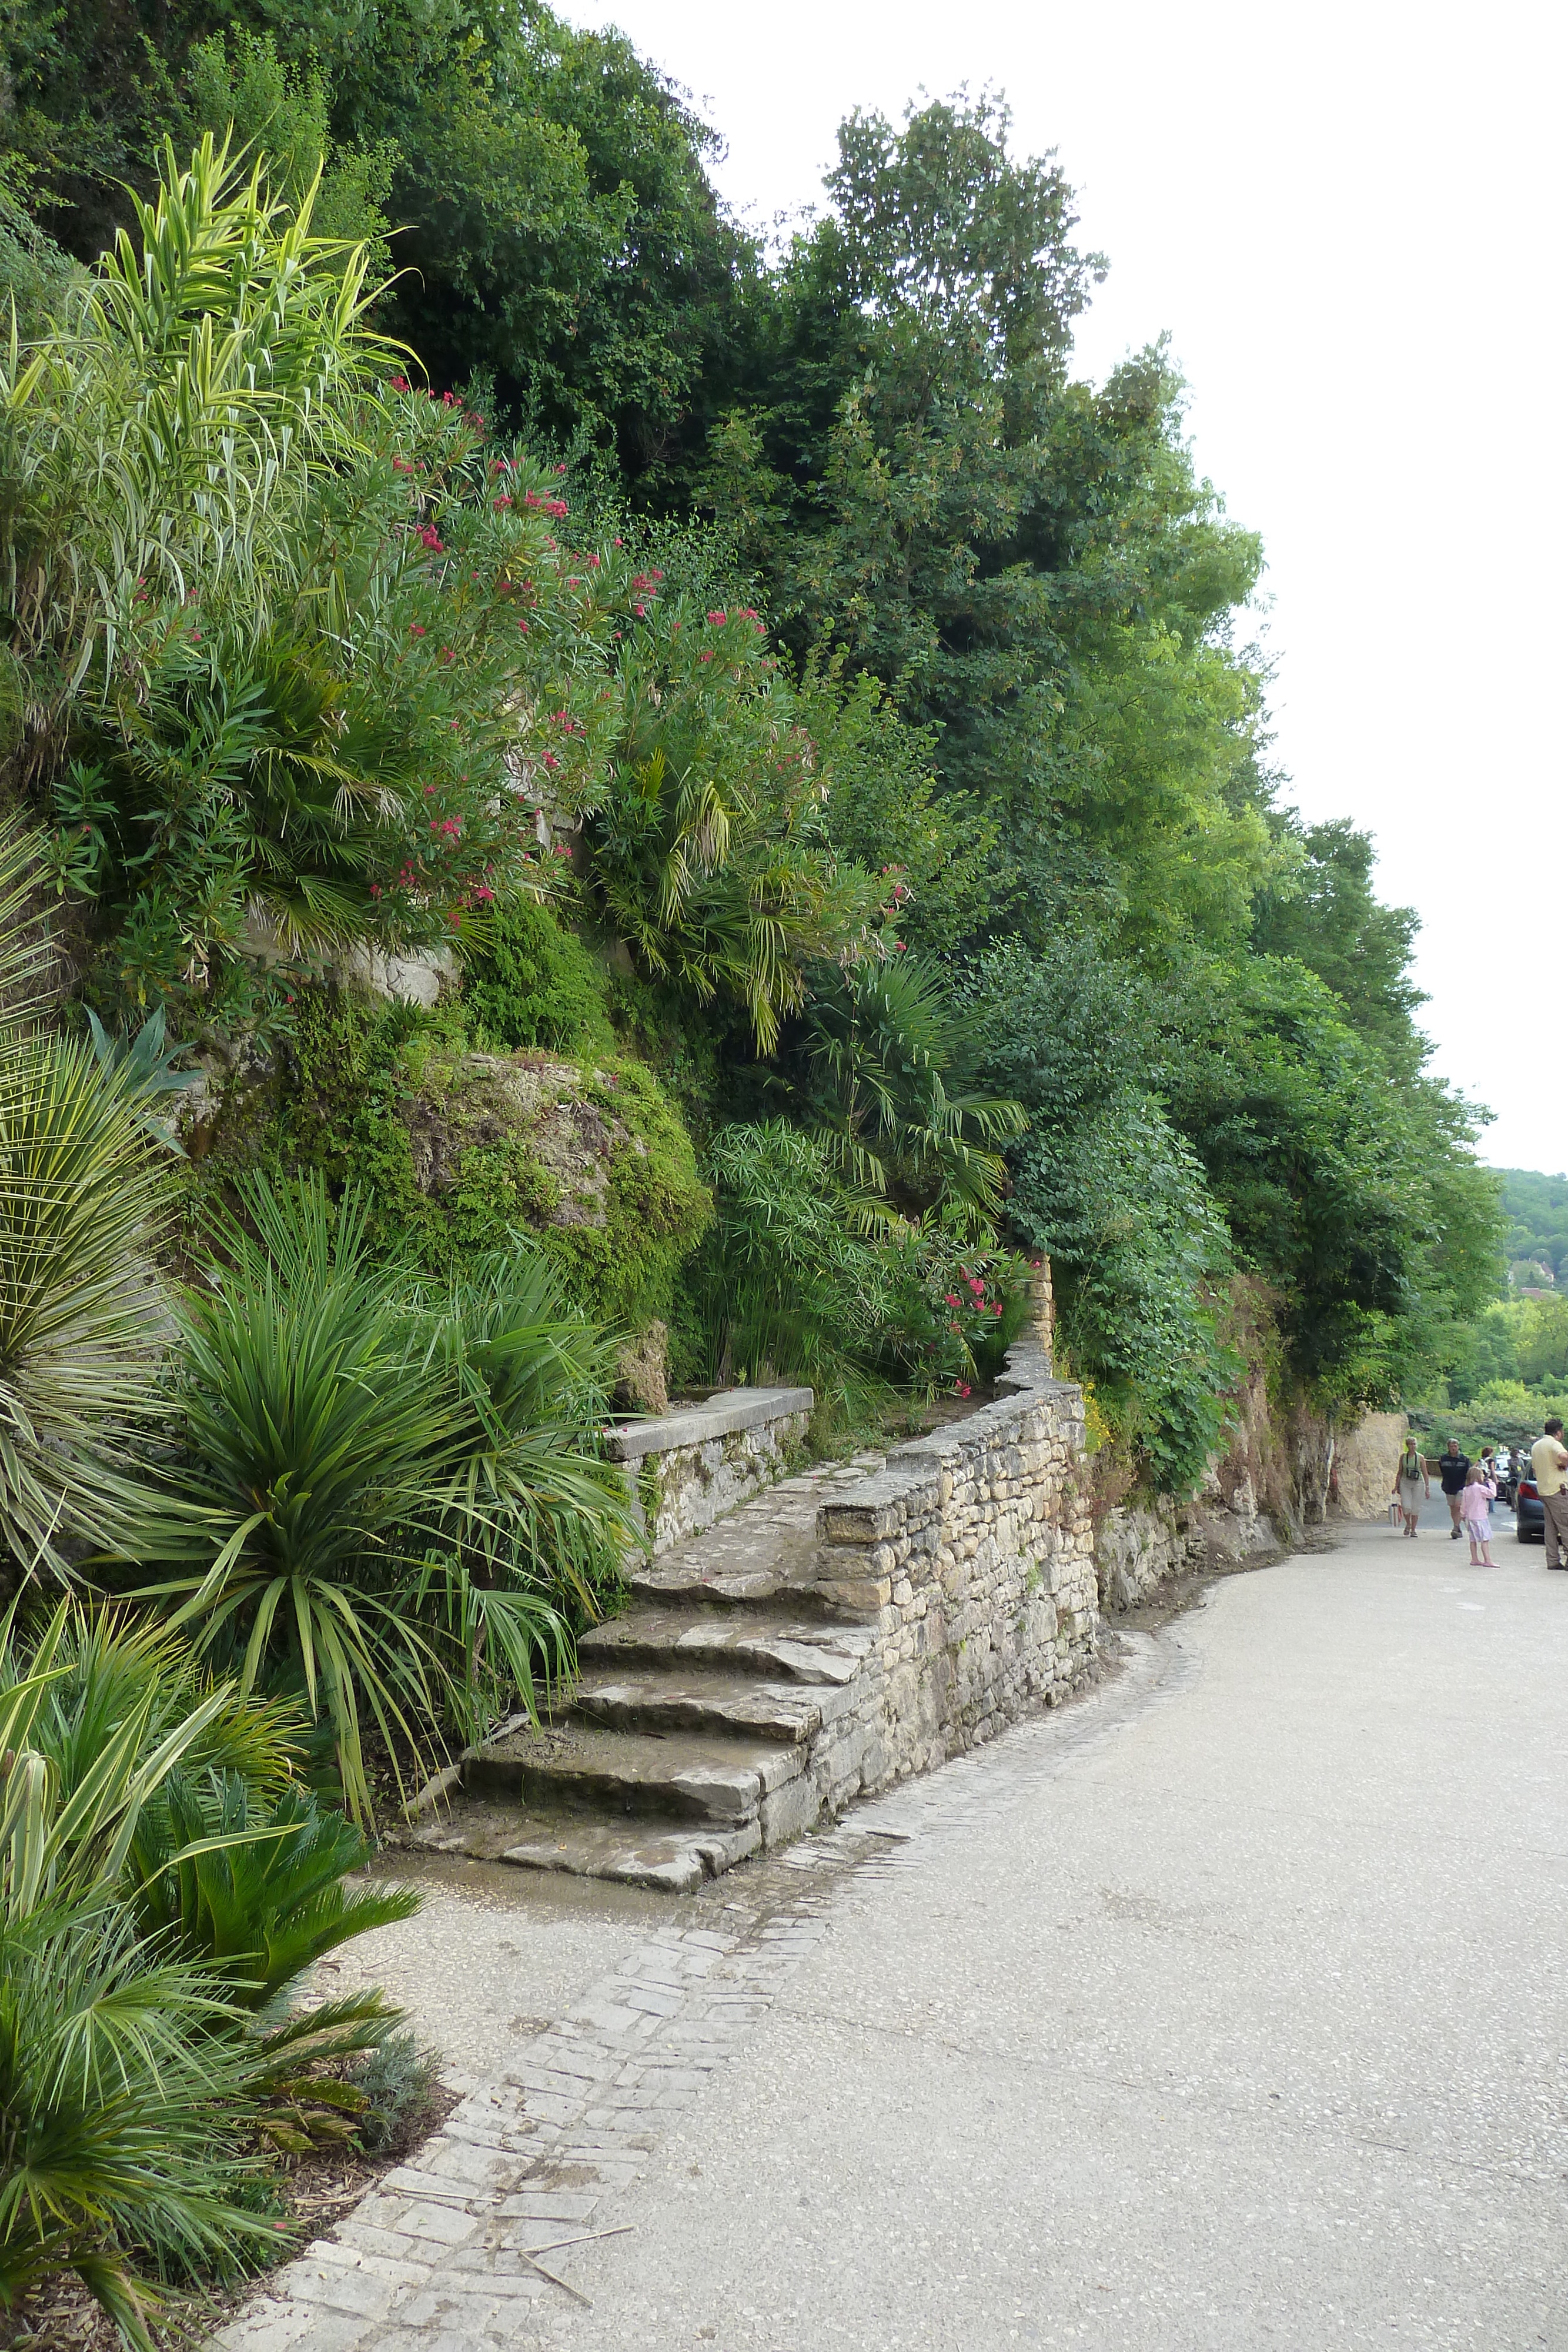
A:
[0,1603,422,2339]
[805,951,1027,1224]
[587,610,878,1052]
[0,1893,276,2348]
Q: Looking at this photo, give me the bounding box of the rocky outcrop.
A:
[1330,1411,1407,1519]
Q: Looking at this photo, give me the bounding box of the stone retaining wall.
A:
[606,1386,814,1552]
[1094,1405,1409,1613]
[790,1342,1099,1819]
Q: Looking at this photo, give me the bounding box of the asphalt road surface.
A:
[538,1511,1568,2350]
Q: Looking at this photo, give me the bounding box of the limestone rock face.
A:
[400,1051,636,1228]
[1331,1411,1408,1519]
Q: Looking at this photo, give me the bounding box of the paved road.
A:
[545,1512,1568,2350]
[240,1513,1568,2352]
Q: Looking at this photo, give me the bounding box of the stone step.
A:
[627,1537,834,1614]
[570,1667,856,1746]
[407,1796,763,1893]
[579,1605,875,1687]
[462,1719,805,1826]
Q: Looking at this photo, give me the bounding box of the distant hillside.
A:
[1495,1168,1568,1287]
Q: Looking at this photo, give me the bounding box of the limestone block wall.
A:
[793,1344,1099,1818]
[607,1387,814,1552]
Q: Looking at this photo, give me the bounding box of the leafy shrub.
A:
[464,898,616,1056]
[686,1121,888,1388]
[684,1121,1033,1404]
[873,1231,1035,1394]
[971,938,1239,1493]
[346,2032,444,2157]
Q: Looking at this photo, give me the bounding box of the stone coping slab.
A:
[604,1385,814,1462]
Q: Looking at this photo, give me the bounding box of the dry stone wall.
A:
[606,1387,814,1552]
[794,1342,1099,1812]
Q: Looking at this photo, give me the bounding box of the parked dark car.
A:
[1516,1475,1544,1542]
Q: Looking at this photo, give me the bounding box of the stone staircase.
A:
[404,1455,886,1892]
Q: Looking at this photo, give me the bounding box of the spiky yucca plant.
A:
[0,818,170,1579]
[137,1171,631,1815]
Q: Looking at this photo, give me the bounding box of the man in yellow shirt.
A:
[1531,1417,1568,1569]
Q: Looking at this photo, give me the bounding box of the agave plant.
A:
[85,1003,201,1151]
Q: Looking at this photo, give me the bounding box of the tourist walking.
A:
[1461,1461,1497,1565]
[1393,1435,1429,1536]
[1530,1418,1568,1569]
[1437,1438,1471,1539]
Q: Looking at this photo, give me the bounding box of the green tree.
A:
[1252,816,1426,1055]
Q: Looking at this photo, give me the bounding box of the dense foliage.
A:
[0,55,1502,1492]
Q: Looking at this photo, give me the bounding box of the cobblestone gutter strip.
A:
[212,1874,864,2352]
[213,1632,1183,2352]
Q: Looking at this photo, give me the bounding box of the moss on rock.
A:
[395,1043,710,1328]
[179,987,708,1335]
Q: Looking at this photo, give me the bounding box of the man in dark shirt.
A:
[1437,1438,1470,1539]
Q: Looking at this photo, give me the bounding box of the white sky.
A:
[569,0,1565,1172]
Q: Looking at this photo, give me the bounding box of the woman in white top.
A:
[1393,1436,1429,1537]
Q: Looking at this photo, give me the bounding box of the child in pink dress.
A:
[1460,1461,1497,1564]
